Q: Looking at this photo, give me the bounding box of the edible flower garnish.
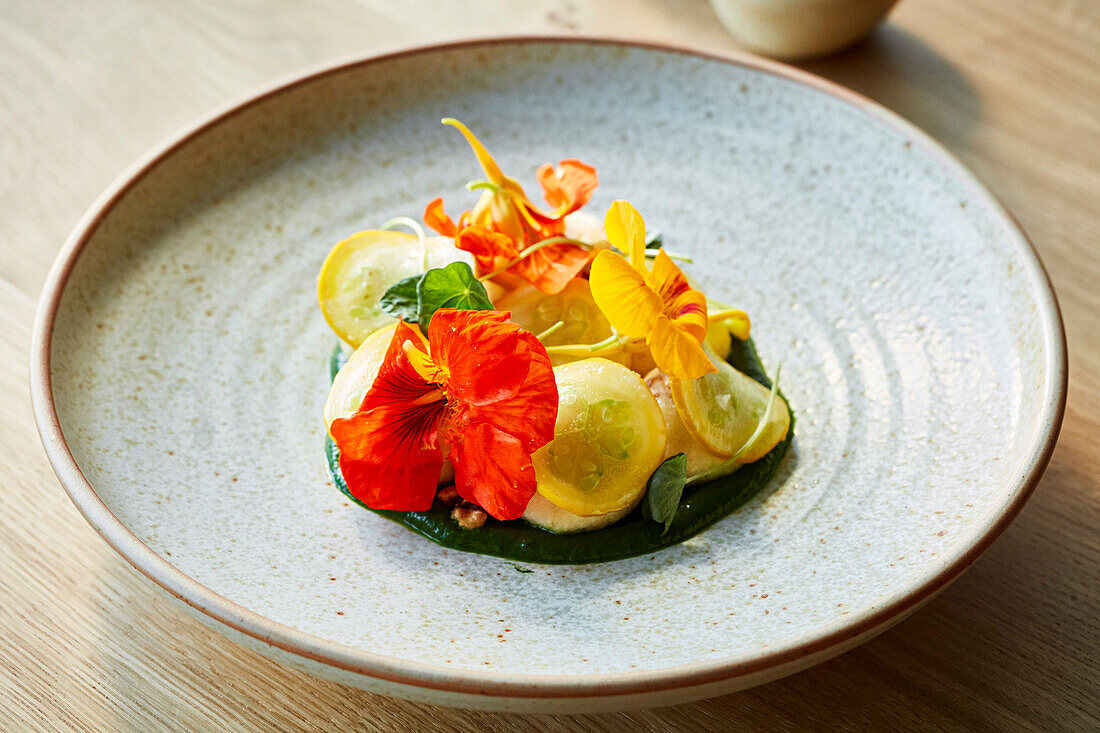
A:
[589,201,717,380]
[457,226,591,295]
[328,309,558,520]
[423,118,598,294]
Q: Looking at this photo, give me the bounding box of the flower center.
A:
[402,339,449,385]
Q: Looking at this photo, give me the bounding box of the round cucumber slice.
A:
[532,358,666,517]
[670,346,790,462]
[317,231,470,348]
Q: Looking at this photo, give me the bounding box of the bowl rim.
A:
[28,36,1068,701]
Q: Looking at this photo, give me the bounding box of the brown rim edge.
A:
[29,36,1068,701]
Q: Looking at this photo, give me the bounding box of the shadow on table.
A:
[797,23,983,154]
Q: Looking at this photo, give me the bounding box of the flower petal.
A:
[648,315,718,380]
[334,429,445,512]
[512,241,591,295]
[424,197,457,237]
[449,420,538,521]
[589,249,663,338]
[428,309,525,401]
[442,118,508,186]
[455,226,519,275]
[458,225,588,295]
[604,200,647,271]
[463,330,558,453]
[428,308,557,452]
[329,320,445,511]
[441,119,595,248]
[536,159,598,217]
[649,250,708,342]
[709,307,751,341]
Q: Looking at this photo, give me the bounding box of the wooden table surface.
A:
[2,0,1097,729]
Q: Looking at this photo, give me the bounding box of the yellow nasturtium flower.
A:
[589,201,717,380]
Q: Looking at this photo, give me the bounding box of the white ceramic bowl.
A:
[31,38,1065,712]
[709,0,900,60]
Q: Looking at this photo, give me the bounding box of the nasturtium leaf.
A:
[645,452,688,533]
[416,261,495,328]
[378,274,424,322]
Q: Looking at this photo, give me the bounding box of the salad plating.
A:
[318,119,791,562]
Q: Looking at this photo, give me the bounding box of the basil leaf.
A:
[646,453,687,534]
[416,261,495,328]
[379,274,424,322]
[644,229,664,249]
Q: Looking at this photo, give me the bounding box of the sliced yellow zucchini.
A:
[669,345,789,463]
[317,231,470,348]
[531,358,667,517]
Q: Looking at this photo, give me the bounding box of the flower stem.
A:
[535,321,565,341]
[477,236,593,281]
[465,179,501,193]
[587,333,621,351]
[645,248,693,263]
[543,333,626,357]
[382,216,429,271]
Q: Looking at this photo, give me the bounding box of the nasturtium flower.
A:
[423,118,598,294]
[589,201,717,380]
[328,309,558,520]
[457,226,591,296]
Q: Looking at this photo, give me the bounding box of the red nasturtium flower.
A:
[328,309,558,520]
[422,118,599,295]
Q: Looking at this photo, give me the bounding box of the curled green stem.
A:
[543,332,630,357]
[535,320,565,341]
[645,248,693,263]
[381,216,429,271]
[478,236,593,281]
[466,179,502,193]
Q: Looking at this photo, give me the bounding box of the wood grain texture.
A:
[2,0,1097,729]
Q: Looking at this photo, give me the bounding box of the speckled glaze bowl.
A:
[30,39,1065,712]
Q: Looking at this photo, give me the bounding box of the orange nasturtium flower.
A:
[328,309,558,520]
[589,201,717,381]
[423,118,598,295]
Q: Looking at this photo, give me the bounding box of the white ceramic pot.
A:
[709,0,901,60]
